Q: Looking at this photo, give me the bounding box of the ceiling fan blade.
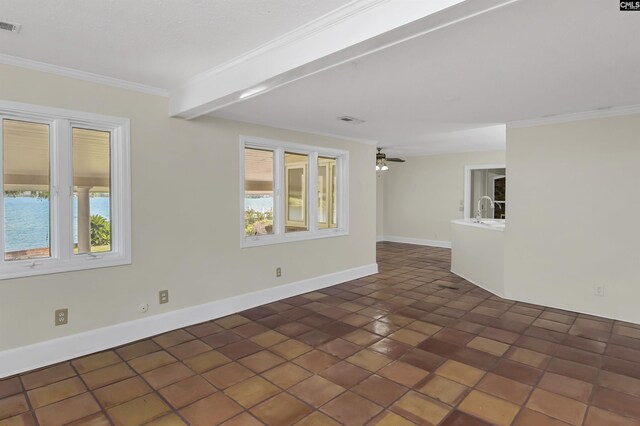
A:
[386,158,405,162]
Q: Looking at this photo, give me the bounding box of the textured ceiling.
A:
[0,0,351,89]
[2,0,638,156]
[212,0,640,156]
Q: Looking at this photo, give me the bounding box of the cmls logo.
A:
[620,1,640,10]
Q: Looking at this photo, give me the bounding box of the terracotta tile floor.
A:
[3,242,640,425]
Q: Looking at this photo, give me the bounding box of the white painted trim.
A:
[507,103,640,129]
[450,268,504,298]
[0,263,378,378]
[463,164,506,220]
[0,100,131,125]
[0,100,132,279]
[187,0,394,84]
[376,235,384,242]
[0,53,169,98]
[307,153,318,232]
[242,229,350,248]
[241,135,350,159]
[452,269,640,325]
[501,291,640,327]
[380,235,451,249]
[240,136,349,248]
[170,0,519,118]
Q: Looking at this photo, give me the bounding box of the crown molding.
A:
[187,0,390,86]
[507,104,640,128]
[193,0,518,89]
[0,53,169,98]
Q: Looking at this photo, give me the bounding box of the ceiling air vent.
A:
[0,21,21,33]
[337,116,365,124]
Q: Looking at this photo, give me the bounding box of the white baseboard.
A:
[376,235,384,242]
[380,235,451,249]
[0,263,378,378]
[504,291,640,327]
[453,270,640,326]
[450,268,505,298]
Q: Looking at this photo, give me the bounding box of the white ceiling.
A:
[1,0,639,156]
[0,0,350,89]
[213,0,640,156]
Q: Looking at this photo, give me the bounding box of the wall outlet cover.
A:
[55,308,68,326]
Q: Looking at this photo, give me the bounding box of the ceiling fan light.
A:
[375,164,380,171]
[381,164,389,171]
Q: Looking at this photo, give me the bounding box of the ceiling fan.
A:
[376,148,405,171]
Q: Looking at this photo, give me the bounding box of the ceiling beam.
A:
[169,0,521,120]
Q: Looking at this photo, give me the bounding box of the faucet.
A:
[475,196,495,222]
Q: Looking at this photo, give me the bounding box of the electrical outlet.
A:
[276,267,282,278]
[55,308,68,326]
[159,290,169,304]
[595,286,605,297]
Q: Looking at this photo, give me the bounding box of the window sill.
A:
[241,228,348,248]
[0,253,131,280]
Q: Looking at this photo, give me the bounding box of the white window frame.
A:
[284,159,307,229]
[317,157,338,229]
[0,100,131,279]
[463,163,505,219]
[240,135,349,248]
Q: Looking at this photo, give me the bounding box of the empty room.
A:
[1,0,639,425]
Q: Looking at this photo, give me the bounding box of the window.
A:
[284,152,308,232]
[244,148,274,236]
[0,100,131,279]
[73,128,112,254]
[3,119,51,261]
[241,136,348,247]
[464,164,506,220]
[318,156,338,229]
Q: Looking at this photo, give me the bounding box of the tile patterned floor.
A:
[3,242,640,425]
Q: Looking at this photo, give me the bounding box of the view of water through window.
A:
[244,196,273,213]
[3,195,110,252]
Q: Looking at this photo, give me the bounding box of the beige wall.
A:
[505,114,640,323]
[0,64,376,351]
[376,173,384,239]
[382,151,505,243]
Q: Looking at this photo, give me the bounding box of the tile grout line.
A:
[5,243,640,425]
[68,355,114,425]
[16,373,39,426]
